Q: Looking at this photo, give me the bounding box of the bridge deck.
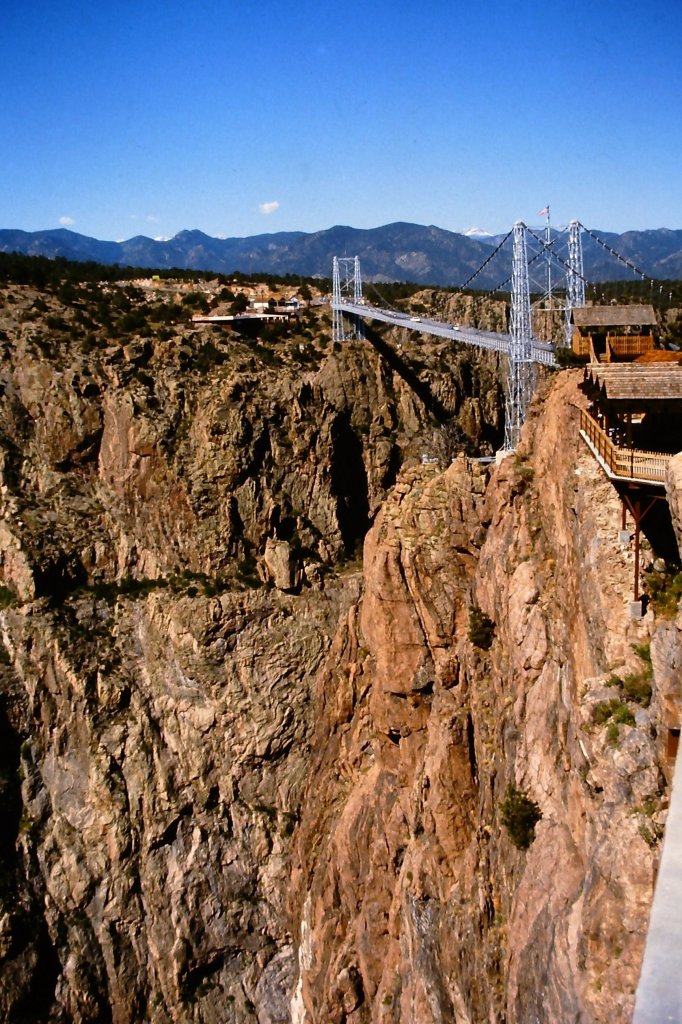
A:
[332,300,557,366]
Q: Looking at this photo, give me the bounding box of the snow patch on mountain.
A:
[463,226,494,238]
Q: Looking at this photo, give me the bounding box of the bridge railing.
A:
[332,299,557,367]
[579,410,672,483]
[532,343,557,366]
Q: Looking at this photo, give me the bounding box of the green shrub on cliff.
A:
[602,645,653,710]
[468,604,495,650]
[554,346,587,368]
[500,784,542,849]
[593,698,635,726]
[644,565,682,618]
[623,643,653,707]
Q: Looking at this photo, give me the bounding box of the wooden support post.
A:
[634,507,641,602]
[622,491,662,603]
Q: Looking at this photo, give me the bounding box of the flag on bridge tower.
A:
[538,205,550,217]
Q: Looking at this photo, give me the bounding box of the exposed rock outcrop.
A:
[666,452,682,558]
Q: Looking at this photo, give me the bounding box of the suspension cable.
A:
[577,223,655,284]
[364,280,405,313]
[490,246,548,294]
[457,229,513,290]
[356,222,659,312]
[364,280,450,326]
[490,223,580,293]
[524,225,591,286]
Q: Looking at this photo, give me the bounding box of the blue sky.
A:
[3,0,681,240]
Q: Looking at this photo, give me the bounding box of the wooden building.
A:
[571,304,657,361]
[581,363,682,470]
[579,363,682,604]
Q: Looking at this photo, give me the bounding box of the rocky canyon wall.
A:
[0,279,680,1023]
[0,281,503,1023]
[290,373,682,1024]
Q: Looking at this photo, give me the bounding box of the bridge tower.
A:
[563,219,585,347]
[503,222,536,451]
[332,256,364,343]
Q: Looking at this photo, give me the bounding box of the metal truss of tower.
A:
[503,222,536,451]
[332,256,364,343]
[563,219,586,347]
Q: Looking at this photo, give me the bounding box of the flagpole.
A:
[545,206,551,307]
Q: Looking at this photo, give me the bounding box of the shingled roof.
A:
[583,364,682,401]
[572,304,657,328]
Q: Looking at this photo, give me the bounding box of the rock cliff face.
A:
[290,372,681,1024]
[0,279,680,1023]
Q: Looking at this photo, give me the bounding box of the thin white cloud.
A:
[59,216,75,226]
[146,214,160,223]
[259,201,280,215]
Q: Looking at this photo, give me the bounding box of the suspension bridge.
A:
[331,219,653,450]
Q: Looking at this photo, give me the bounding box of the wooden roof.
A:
[583,363,682,401]
[572,304,657,328]
[635,350,682,363]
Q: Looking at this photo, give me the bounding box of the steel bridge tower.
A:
[503,222,536,451]
[563,219,585,347]
[332,256,364,343]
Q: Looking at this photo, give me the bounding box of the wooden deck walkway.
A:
[579,410,672,485]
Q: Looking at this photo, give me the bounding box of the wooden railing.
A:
[606,334,655,358]
[572,333,654,360]
[608,333,654,350]
[579,410,672,483]
[572,335,590,357]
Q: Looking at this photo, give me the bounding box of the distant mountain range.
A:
[2,223,682,288]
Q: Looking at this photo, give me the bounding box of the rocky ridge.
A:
[3,223,682,284]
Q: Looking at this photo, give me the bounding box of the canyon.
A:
[0,274,679,1022]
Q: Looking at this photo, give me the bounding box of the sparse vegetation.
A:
[554,346,587,368]
[468,603,495,650]
[500,784,542,849]
[18,812,35,836]
[592,694,637,746]
[513,453,535,494]
[592,698,636,727]
[622,643,653,707]
[606,721,620,746]
[644,564,682,618]
[235,553,262,589]
[602,646,653,715]
[638,823,661,849]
